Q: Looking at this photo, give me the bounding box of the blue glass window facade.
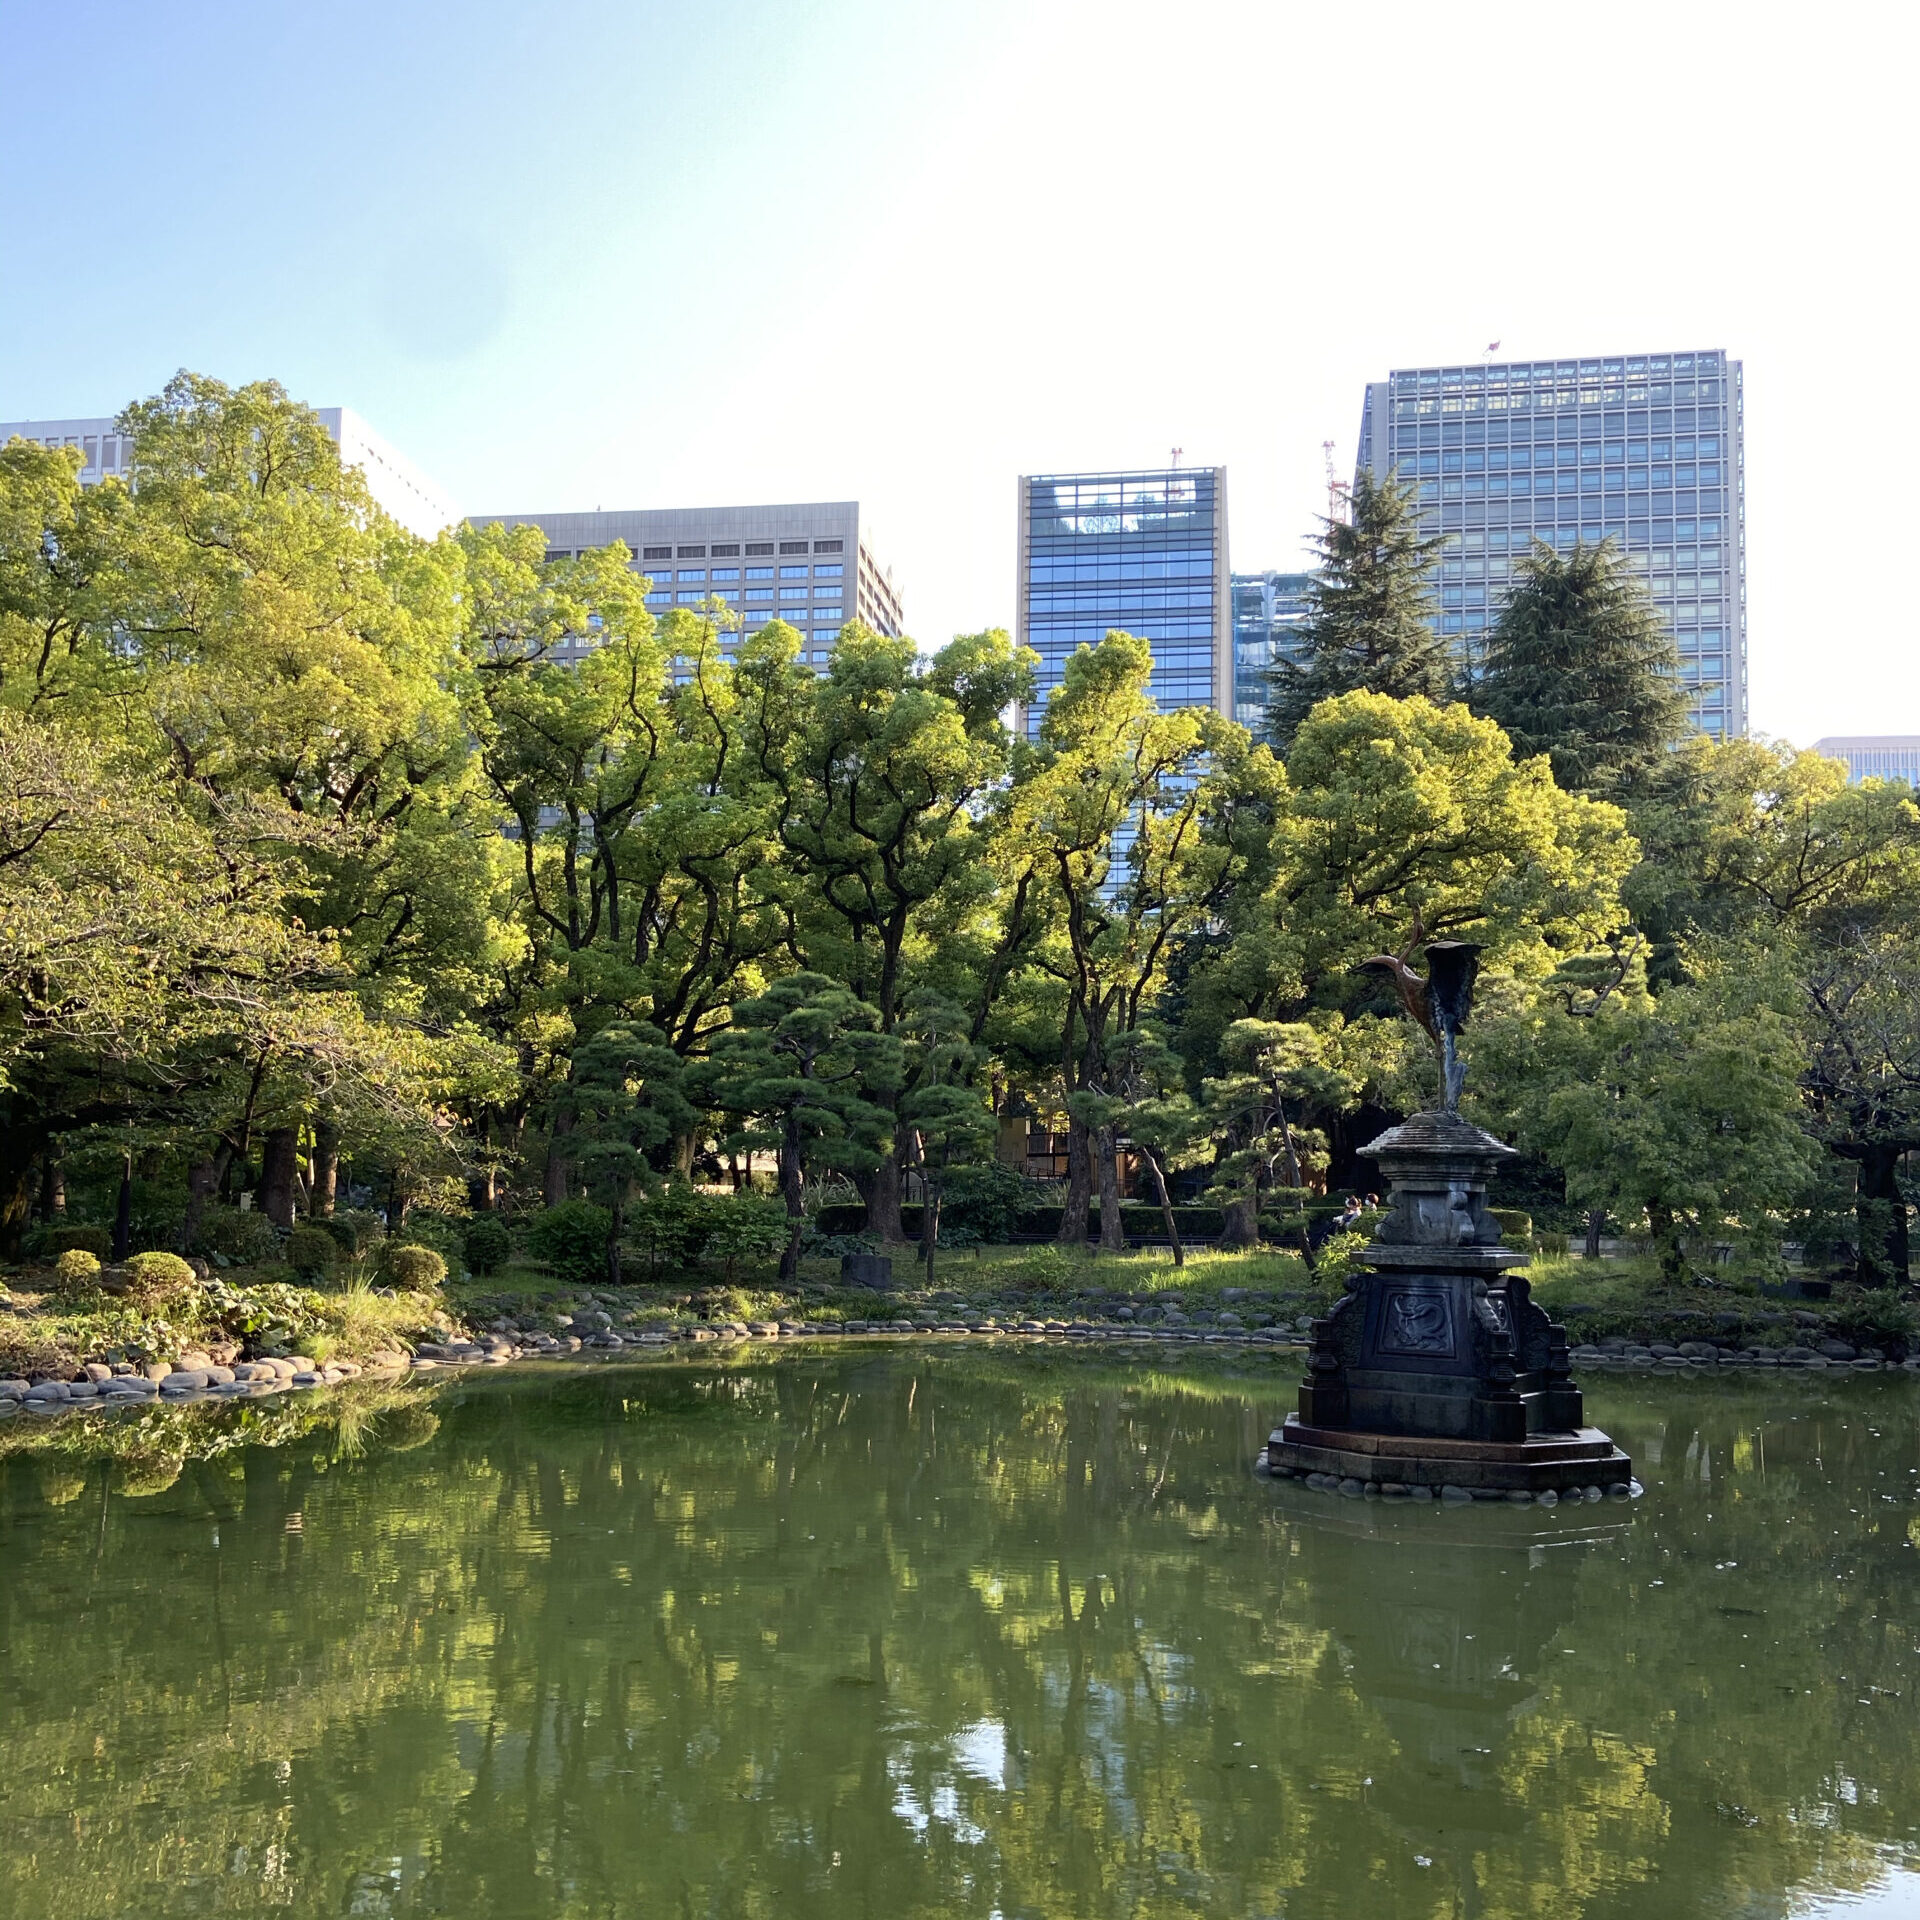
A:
[1811,737,1920,788]
[1230,570,1315,735]
[1355,351,1747,739]
[1018,469,1227,734]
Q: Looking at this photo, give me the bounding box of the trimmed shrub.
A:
[53,1247,102,1288]
[383,1244,447,1291]
[1536,1231,1571,1258]
[627,1186,705,1274]
[285,1225,341,1280]
[526,1201,613,1283]
[697,1194,791,1279]
[191,1209,281,1267]
[1488,1208,1534,1245]
[462,1214,512,1276]
[114,1250,199,1311]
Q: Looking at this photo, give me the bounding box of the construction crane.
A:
[1322,440,1351,525]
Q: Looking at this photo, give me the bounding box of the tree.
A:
[896,992,994,1287]
[1278,692,1640,991]
[1199,1020,1367,1251]
[739,622,1031,1244]
[1005,632,1233,1251]
[1483,969,1815,1282]
[1104,1030,1204,1266]
[570,1024,695,1286]
[1471,538,1694,797]
[1265,469,1452,747]
[696,973,900,1282]
[1786,909,1920,1286]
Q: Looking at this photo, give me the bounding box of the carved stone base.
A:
[1267,1414,1633,1494]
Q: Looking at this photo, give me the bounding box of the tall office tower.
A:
[1811,736,1920,787]
[469,501,903,668]
[0,406,458,539]
[1015,468,1231,734]
[1354,350,1747,738]
[1229,570,1315,733]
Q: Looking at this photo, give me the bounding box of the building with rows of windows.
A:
[0,407,459,540]
[1811,737,1920,788]
[1354,350,1747,738]
[1015,468,1231,734]
[1229,569,1314,734]
[468,500,902,670]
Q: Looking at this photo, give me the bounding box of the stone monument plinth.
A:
[1268,1110,1631,1495]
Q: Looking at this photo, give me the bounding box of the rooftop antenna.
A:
[1323,440,1351,525]
[1170,446,1183,469]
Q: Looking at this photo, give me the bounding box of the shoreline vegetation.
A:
[3,375,1916,1368]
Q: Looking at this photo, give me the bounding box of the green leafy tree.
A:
[1104,1030,1204,1266]
[1470,537,1694,796]
[569,1023,696,1285]
[1479,969,1816,1282]
[897,993,994,1286]
[1265,469,1452,747]
[1005,632,1235,1251]
[1199,1019,1367,1251]
[696,973,900,1281]
[738,622,1031,1244]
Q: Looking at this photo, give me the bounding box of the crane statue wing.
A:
[1357,942,1482,1113]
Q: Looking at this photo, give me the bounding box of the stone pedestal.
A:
[1269,1112,1630,1494]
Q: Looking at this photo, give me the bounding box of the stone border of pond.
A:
[1256,1442,1646,1508]
[4,1321,1919,1425]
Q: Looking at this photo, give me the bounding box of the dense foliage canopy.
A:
[2,378,1914,1283]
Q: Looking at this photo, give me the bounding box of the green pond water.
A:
[2,1348,1918,1920]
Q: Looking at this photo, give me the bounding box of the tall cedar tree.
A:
[1266,468,1452,747]
[1471,537,1693,795]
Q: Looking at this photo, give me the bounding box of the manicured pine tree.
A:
[1265,468,1453,748]
[1471,537,1693,796]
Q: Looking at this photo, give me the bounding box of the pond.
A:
[2,1347,1917,1919]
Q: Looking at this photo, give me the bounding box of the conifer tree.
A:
[1266,468,1452,747]
[1471,537,1693,795]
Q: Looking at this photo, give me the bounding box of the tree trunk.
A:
[1853,1142,1911,1289]
[1144,1149,1183,1267]
[0,1119,42,1260]
[922,1176,941,1289]
[1218,1194,1259,1251]
[1057,1115,1092,1246]
[1646,1201,1685,1283]
[543,1106,574,1208]
[112,1149,134,1261]
[1096,1125,1125,1253]
[859,1152,909,1247]
[257,1127,299,1232]
[778,1117,805,1285]
[37,1153,65,1223]
[180,1145,234,1252]
[607,1193,625,1288]
[1584,1208,1606,1259]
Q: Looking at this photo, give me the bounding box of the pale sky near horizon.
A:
[3,0,1913,744]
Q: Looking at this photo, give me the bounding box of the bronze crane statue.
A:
[1356,940,1482,1112]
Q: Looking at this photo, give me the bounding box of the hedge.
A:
[814,1202,1230,1241]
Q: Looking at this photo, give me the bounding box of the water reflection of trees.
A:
[0,1358,1916,1918]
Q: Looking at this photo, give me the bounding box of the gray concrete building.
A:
[1355,349,1748,739]
[1811,736,1920,787]
[0,406,458,540]
[470,500,903,668]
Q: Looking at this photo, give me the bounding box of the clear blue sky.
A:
[3,0,1912,742]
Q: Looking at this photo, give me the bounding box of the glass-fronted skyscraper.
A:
[1355,350,1747,738]
[1230,570,1314,733]
[1015,468,1231,734]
